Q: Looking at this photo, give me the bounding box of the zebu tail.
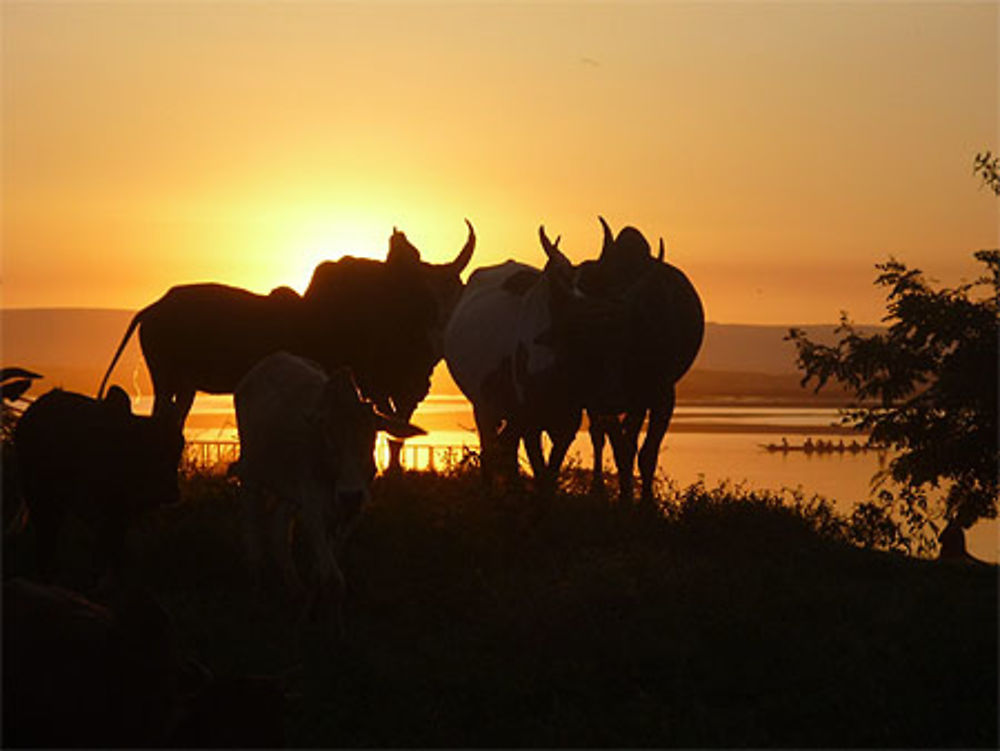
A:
[97,307,148,399]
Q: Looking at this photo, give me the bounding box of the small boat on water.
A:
[760,437,885,455]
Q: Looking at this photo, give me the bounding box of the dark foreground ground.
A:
[4,466,998,748]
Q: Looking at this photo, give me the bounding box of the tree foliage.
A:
[788,250,999,530]
[974,150,1000,196]
[1,367,42,443]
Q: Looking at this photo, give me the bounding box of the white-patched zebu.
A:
[444,228,627,498]
[229,352,422,632]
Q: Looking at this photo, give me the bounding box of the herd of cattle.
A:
[3,217,703,744]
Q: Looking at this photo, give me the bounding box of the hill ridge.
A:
[1,308,873,402]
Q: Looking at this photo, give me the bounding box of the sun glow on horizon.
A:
[278,204,485,294]
[284,215,394,294]
[2,2,996,323]
[223,182,478,297]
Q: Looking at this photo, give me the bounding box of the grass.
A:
[4,464,997,748]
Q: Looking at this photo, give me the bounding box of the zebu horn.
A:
[598,216,614,257]
[539,226,571,267]
[538,225,561,251]
[658,238,665,262]
[446,219,476,273]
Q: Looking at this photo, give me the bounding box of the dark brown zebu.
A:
[96,222,474,470]
[579,218,705,503]
[13,386,184,582]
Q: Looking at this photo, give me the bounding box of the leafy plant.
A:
[788,251,999,536]
[1,367,42,443]
[974,150,1000,196]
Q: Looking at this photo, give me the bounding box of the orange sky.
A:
[2,2,997,324]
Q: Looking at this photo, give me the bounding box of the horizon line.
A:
[0,306,885,328]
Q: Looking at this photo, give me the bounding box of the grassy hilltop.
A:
[5,466,997,748]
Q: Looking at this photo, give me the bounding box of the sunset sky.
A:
[2,1,997,324]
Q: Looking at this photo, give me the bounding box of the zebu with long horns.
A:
[444,227,627,496]
[97,222,475,468]
[579,218,705,503]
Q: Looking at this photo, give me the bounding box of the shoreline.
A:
[181,401,864,439]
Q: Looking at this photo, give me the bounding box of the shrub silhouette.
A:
[789,251,998,548]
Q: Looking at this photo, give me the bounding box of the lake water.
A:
[166,394,998,563]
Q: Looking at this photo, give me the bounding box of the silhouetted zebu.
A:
[97,222,474,469]
[444,227,626,497]
[230,352,423,632]
[580,218,705,503]
[13,387,184,582]
[301,222,472,469]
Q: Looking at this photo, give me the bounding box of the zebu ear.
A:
[103,385,133,415]
[373,412,426,439]
[538,225,561,252]
[538,225,572,271]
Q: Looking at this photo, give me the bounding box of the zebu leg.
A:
[298,484,346,635]
[542,414,579,499]
[240,483,266,590]
[171,388,196,428]
[149,377,173,422]
[638,388,676,504]
[268,500,305,606]
[496,420,523,492]
[386,439,403,474]
[522,428,547,489]
[473,405,501,489]
[385,400,416,475]
[588,412,608,498]
[611,411,644,503]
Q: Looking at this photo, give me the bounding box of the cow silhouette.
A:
[97,222,474,469]
[230,352,423,632]
[580,218,705,502]
[13,387,184,582]
[444,227,627,496]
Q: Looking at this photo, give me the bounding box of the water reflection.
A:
[175,395,997,563]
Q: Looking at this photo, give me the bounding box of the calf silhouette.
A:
[13,386,184,582]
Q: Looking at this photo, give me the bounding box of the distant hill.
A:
[1,309,145,397]
[1,309,875,404]
[692,322,884,375]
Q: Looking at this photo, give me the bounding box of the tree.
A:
[787,250,999,546]
[1,367,42,443]
[974,151,1000,196]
